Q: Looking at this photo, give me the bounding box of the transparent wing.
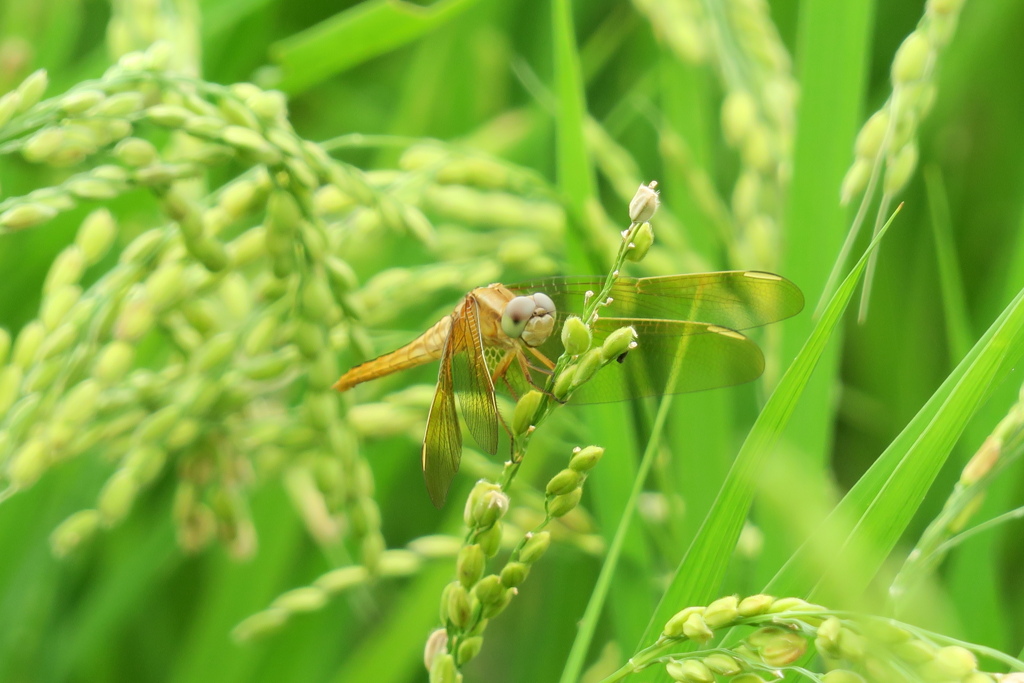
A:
[508,271,804,330]
[422,321,462,508]
[451,297,499,455]
[567,318,765,404]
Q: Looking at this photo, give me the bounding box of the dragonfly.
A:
[334,272,804,507]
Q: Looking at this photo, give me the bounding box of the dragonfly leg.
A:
[526,345,556,371]
[490,350,517,385]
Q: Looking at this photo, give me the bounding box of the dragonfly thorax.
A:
[501,292,556,348]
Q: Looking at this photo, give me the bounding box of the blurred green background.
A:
[1,0,1023,681]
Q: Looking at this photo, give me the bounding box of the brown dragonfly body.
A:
[334,284,531,392]
[335,272,804,506]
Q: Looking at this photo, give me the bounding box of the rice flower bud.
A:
[246,90,287,122]
[892,32,931,84]
[43,245,86,294]
[53,380,101,427]
[570,349,604,388]
[115,292,155,342]
[41,284,81,329]
[0,366,24,415]
[552,365,577,400]
[962,674,996,683]
[500,561,529,587]
[272,587,328,613]
[94,340,135,384]
[60,89,105,115]
[565,446,603,474]
[480,587,513,620]
[546,487,583,518]
[0,203,59,230]
[222,125,281,165]
[961,436,1001,485]
[142,261,184,313]
[628,181,660,223]
[511,390,544,436]
[219,179,262,220]
[737,594,775,617]
[815,616,842,657]
[457,544,485,588]
[732,170,762,222]
[836,627,866,661]
[738,126,771,177]
[312,565,370,594]
[445,583,474,629]
[135,404,183,444]
[463,480,499,524]
[840,159,871,205]
[0,92,20,128]
[854,110,890,160]
[301,279,335,322]
[67,175,120,203]
[15,69,48,112]
[122,445,167,486]
[766,596,817,613]
[893,637,938,664]
[472,574,504,607]
[721,91,758,146]
[218,96,261,129]
[473,490,510,529]
[147,104,193,127]
[625,221,654,262]
[456,636,483,666]
[184,116,226,138]
[703,654,742,676]
[50,509,101,558]
[702,595,739,629]
[546,469,581,497]
[72,210,117,268]
[884,141,919,195]
[747,626,806,666]
[429,653,461,683]
[920,645,977,680]
[114,137,158,167]
[97,469,138,526]
[423,628,449,671]
[665,659,713,683]
[231,608,288,642]
[821,672,866,683]
[663,606,706,639]
[518,531,550,564]
[12,320,45,368]
[91,92,145,117]
[682,613,714,643]
[560,316,591,356]
[600,326,637,362]
[7,438,49,488]
[730,674,767,682]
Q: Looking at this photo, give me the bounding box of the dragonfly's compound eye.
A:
[501,296,536,339]
[532,292,556,316]
[521,292,556,348]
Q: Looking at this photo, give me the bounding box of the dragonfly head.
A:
[501,292,556,347]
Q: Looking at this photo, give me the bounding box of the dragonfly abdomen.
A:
[333,316,453,392]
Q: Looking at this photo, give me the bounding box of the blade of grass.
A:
[551,0,654,649]
[633,206,903,669]
[756,0,874,586]
[768,281,1024,604]
[925,165,973,363]
[559,385,678,683]
[269,0,482,94]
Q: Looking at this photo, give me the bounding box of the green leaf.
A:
[633,207,901,661]
[270,0,481,94]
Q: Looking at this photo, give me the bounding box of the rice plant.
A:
[1,0,1022,681]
